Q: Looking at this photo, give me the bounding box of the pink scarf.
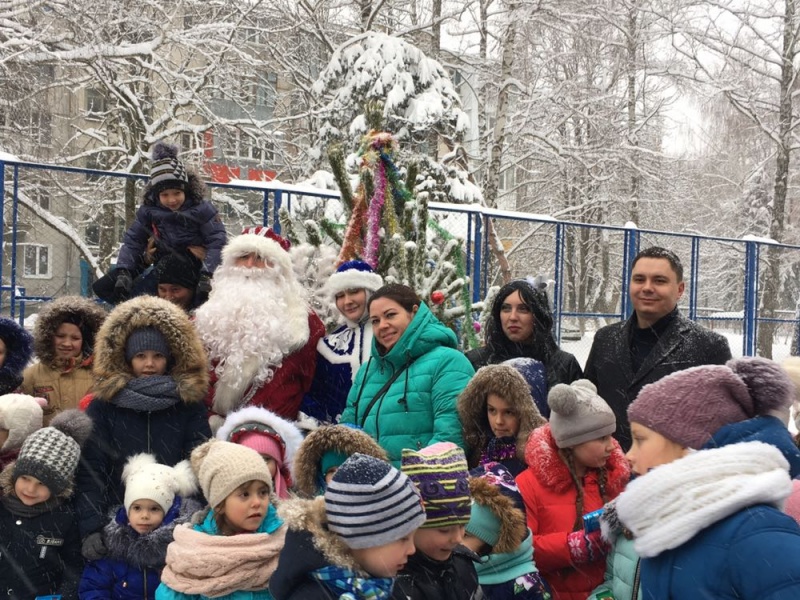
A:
[160,522,286,596]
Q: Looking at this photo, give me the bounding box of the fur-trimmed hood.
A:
[292,424,388,498]
[143,167,206,208]
[524,424,629,497]
[458,365,547,465]
[104,496,202,570]
[216,405,304,478]
[468,476,527,554]
[279,496,360,571]
[92,296,208,402]
[33,296,106,368]
[0,317,33,382]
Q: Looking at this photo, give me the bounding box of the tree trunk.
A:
[757,0,794,359]
[626,0,640,223]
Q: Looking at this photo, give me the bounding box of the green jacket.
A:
[340,302,473,465]
[589,534,641,600]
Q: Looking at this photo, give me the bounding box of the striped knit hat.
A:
[325,453,426,549]
[149,142,188,195]
[401,442,471,529]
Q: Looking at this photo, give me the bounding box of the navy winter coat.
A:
[642,504,800,599]
[75,396,210,536]
[116,201,226,275]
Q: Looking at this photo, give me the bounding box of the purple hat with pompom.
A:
[628,357,794,449]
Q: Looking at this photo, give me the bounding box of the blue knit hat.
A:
[325,260,384,297]
[503,357,549,418]
[125,327,171,363]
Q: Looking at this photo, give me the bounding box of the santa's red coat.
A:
[205,312,325,420]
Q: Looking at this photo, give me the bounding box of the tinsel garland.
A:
[337,192,366,265]
[363,156,387,268]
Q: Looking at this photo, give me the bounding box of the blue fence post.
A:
[472,213,482,303]
[620,225,639,319]
[481,214,490,296]
[262,190,270,227]
[689,236,700,320]
[273,190,282,233]
[554,223,565,344]
[743,241,759,356]
[10,165,20,319]
[0,158,5,314]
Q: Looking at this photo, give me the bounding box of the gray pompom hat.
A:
[548,380,616,448]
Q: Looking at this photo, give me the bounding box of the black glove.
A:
[195,273,212,306]
[113,269,133,302]
[81,531,107,561]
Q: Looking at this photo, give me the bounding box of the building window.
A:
[85,88,107,118]
[85,224,100,247]
[20,244,51,279]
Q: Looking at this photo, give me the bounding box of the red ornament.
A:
[431,290,445,305]
[473,321,481,333]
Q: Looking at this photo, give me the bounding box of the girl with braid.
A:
[515,381,629,600]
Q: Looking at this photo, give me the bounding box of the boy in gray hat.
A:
[0,409,92,599]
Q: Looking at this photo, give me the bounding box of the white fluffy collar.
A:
[616,441,792,558]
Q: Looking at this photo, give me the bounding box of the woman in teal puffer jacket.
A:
[340,284,474,465]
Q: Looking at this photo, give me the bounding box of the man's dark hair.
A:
[631,246,684,282]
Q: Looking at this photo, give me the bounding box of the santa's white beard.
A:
[195,265,310,414]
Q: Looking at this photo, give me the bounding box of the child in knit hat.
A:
[156,439,285,599]
[393,441,482,600]
[0,393,46,470]
[464,462,552,600]
[614,357,800,599]
[516,380,630,600]
[458,364,547,476]
[270,453,427,599]
[0,409,92,599]
[79,454,201,599]
[75,296,210,562]
[292,423,389,497]
[216,405,304,500]
[93,141,227,305]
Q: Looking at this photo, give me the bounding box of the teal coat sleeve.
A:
[427,348,473,452]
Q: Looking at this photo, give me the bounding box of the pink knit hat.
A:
[628,357,794,449]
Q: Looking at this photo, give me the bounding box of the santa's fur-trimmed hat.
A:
[221,226,292,271]
[324,260,384,298]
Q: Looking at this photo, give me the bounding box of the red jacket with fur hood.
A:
[515,424,629,600]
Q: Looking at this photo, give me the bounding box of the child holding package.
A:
[516,381,629,600]
[0,393,46,470]
[156,439,286,599]
[464,463,552,600]
[93,141,226,304]
[292,423,389,498]
[458,364,547,476]
[79,454,201,599]
[393,442,482,600]
[0,409,92,599]
[614,358,800,598]
[216,406,304,500]
[75,296,211,559]
[270,453,427,599]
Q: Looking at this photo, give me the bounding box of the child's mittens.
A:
[567,529,609,564]
[81,531,108,561]
[114,269,133,302]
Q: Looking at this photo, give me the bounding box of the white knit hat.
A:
[0,394,46,452]
[122,453,198,513]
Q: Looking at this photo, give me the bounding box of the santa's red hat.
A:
[221,226,292,270]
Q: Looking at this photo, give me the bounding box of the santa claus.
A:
[194,226,325,430]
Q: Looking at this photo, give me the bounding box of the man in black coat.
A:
[584,246,732,451]
[466,279,583,388]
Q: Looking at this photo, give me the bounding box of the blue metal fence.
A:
[2,156,799,360]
